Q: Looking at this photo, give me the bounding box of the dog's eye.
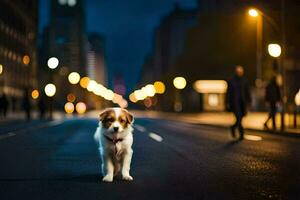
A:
[107,117,114,122]
[120,119,124,123]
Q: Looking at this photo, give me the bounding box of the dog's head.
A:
[99,107,134,134]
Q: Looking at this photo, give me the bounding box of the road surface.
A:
[0,116,299,199]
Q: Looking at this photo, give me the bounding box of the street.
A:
[0,115,299,200]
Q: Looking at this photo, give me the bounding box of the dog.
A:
[94,107,134,182]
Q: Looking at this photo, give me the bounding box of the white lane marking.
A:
[244,134,262,141]
[134,124,146,132]
[149,132,163,142]
[0,132,16,140]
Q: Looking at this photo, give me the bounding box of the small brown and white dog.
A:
[94,107,134,182]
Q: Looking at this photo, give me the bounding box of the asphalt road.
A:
[0,117,299,200]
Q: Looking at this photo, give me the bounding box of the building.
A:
[0,0,38,110]
[86,33,106,85]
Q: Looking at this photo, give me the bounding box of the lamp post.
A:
[248,8,263,86]
[173,77,186,112]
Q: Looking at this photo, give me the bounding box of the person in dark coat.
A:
[22,89,31,121]
[264,76,281,130]
[38,94,47,119]
[0,93,9,118]
[226,66,251,140]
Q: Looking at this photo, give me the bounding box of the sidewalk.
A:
[132,111,300,135]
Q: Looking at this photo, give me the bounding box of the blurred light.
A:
[87,80,97,92]
[67,93,76,103]
[58,0,67,5]
[0,64,3,75]
[173,77,187,90]
[118,99,128,108]
[134,90,146,101]
[268,43,281,58]
[68,0,77,6]
[295,89,300,106]
[22,55,30,65]
[80,77,90,88]
[44,83,56,97]
[129,93,137,103]
[94,84,106,96]
[68,72,80,84]
[248,8,259,17]
[244,134,262,141]
[208,94,219,107]
[103,89,114,101]
[31,89,39,99]
[154,81,166,94]
[145,84,156,97]
[47,57,59,69]
[276,75,283,86]
[76,102,86,114]
[64,102,75,114]
[113,93,123,104]
[144,98,152,108]
[194,80,228,93]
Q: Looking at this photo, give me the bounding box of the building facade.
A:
[0,0,38,104]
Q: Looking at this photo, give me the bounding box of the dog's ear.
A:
[123,109,134,124]
[99,109,109,121]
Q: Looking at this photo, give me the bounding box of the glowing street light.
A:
[145,84,156,97]
[268,43,282,58]
[47,57,59,69]
[68,72,80,84]
[44,83,56,97]
[295,89,300,106]
[23,55,30,65]
[248,8,259,17]
[173,77,187,90]
[87,80,97,92]
[80,77,90,88]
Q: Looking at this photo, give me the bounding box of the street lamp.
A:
[47,57,59,69]
[248,9,259,17]
[44,83,56,97]
[173,77,186,112]
[268,43,282,58]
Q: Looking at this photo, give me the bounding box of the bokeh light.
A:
[44,83,56,97]
[68,72,80,84]
[22,55,30,65]
[268,43,281,58]
[80,77,90,88]
[248,8,259,17]
[0,64,3,75]
[31,89,39,99]
[76,102,87,114]
[67,93,76,102]
[64,102,75,114]
[154,81,166,94]
[47,57,59,69]
[173,77,187,89]
[87,80,97,92]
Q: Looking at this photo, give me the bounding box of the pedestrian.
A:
[22,89,31,121]
[0,93,9,118]
[38,94,47,119]
[226,65,251,140]
[264,76,281,131]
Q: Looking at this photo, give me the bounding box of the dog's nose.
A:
[113,127,119,132]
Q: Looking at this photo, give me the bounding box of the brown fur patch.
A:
[100,109,116,129]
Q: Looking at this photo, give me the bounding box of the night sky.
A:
[39,0,198,93]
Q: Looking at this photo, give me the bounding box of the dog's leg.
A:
[102,155,114,182]
[121,149,133,181]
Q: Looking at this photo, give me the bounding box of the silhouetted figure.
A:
[0,93,9,118]
[38,95,47,119]
[22,90,31,121]
[264,76,281,130]
[226,66,251,140]
[11,96,17,112]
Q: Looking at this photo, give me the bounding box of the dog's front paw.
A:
[102,175,113,182]
[122,175,133,181]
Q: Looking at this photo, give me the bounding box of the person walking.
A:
[264,76,281,131]
[22,89,31,121]
[226,66,251,140]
